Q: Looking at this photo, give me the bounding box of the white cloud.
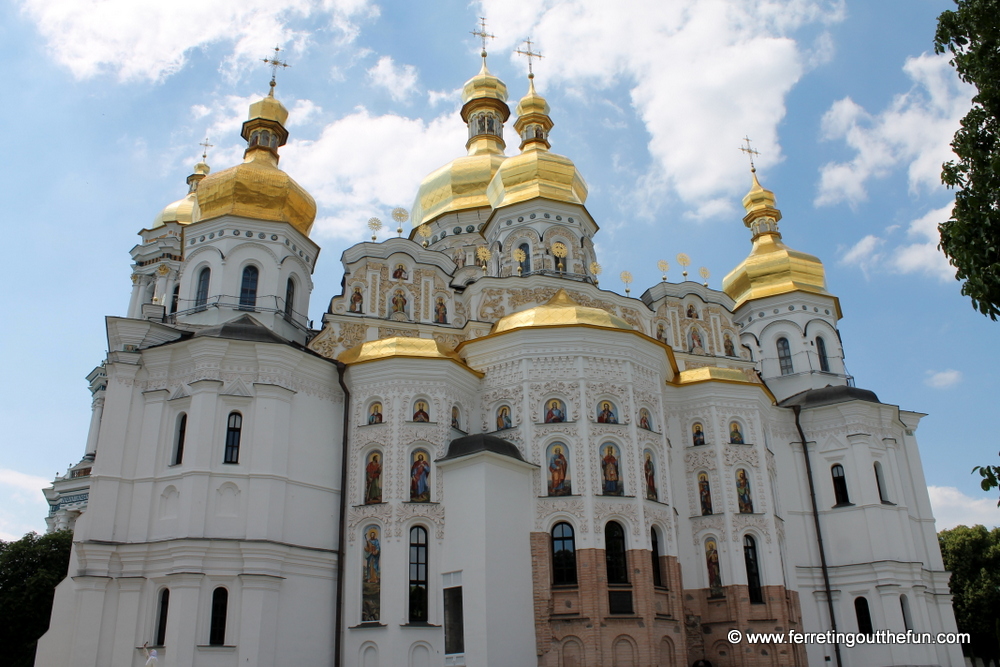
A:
[925,369,962,389]
[287,99,323,127]
[928,486,1000,530]
[840,234,884,278]
[0,468,50,495]
[367,56,419,102]
[0,468,50,541]
[816,53,974,206]
[477,0,846,219]
[21,0,377,82]
[428,88,462,107]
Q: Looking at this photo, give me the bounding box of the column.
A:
[127,274,144,318]
[84,394,105,459]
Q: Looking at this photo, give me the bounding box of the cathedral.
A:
[37,43,963,667]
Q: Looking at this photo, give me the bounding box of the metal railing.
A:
[169,294,311,332]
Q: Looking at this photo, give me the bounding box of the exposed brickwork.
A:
[531,533,806,666]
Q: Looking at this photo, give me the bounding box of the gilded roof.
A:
[152,192,199,228]
[410,150,507,227]
[486,146,587,209]
[462,59,508,104]
[338,336,481,375]
[492,289,631,333]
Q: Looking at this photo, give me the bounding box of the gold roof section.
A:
[492,289,631,333]
[248,93,289,126]
[338,336,483,376]
[150,162,210,229]
[462,58,508,105]
[674,366,776,402]
[722,170,834,313]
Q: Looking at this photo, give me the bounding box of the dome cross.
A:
[199,137,214,161]
[515,38,543,78]
[739,135,760,170]
[262,46,291,93]
[471,17,495,57]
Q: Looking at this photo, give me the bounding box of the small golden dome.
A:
[462,58,508,104]
[486,146,587,209]
[338,336,482,375]
[514,78,550,117]
[493,289,632,333]
[722,171,831,310]
[248,91,289,126]
[151,192,198,228]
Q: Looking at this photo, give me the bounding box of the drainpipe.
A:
[790,404,843,667]
[334,360,350,667]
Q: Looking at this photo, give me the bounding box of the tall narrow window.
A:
[155,588,170,646]
[816,336,830,372]
[409,526,429,623]
[551,522,577,586]
[195,267,211,311]
[209,587,228,645]
[170,285,180,314]
[855,596,874,635]
[224,412,242,464]
[743,535,763,604]
[284,277,295,321]
[443,586,464,655]
[900,594,914,632]
[776,337,793,375]
[651,528,664,588]
[518,243,531,274]
[874,462,889,503]
[605,521,628,584]
[832,464,851,505]
[172,413,187,466]
[239,266,259,310]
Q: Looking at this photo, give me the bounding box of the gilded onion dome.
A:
[150,161,210,228]
[492,289,631,333]
[409,56,511,228]
[196,87,317,236]
[722,170,830,310]
[486,77,588,210]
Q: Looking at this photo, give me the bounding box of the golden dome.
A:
[195,91,316,236]
[462,58,508,104]
[338,336,482,375]
[493,289,632,333]
[514,77,550,117]
[150,161,211,228]
[722,170,831,310]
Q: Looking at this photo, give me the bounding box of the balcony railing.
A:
[168,294,311,332]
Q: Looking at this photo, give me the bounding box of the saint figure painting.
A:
[698,472,713,515]
[736,468,754,513]
[451,405,460,430]
[545,399,566,423]
[368,402,382,425]
[496,406,512,430]
[692,422,705,446]
[410,449,431,502]
[364,451,382,504]
[644,450,658,501]
[601,443,623,495]
[596,401,618,424]
[547,443,571,496]
[729,422,744,444]
[349,286,363,313]
[413,401,430,422]
[361,525,381,621]
[639,408,652,431]
[705,538,723,598]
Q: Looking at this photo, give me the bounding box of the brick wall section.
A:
[531,532,807,666]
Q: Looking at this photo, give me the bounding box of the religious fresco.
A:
[600,443,623,496]
[544,399,566,423]
[705,538,723,598]
[434,297,448,324]
[689,328,705,354]
[496,405,512,430]
[451,405,461,430]
[686,304,699,319]
[736,468,754,513]
[410,449,431,502]
[391,289,407,315]
[729,421,744,444]
[364,451,382,504]
[392,264,408,280]
[547,442,572,496]
[367,402,382,425]
[643,449,658,501]
[361,525,381,621]
[413,400,430,422]
[596,401,618,424]
[349,286,364,313]
[698,472,713,515]
[655,322,667,343]
[692,422,705,446]
[724,334,736,357]
[638,408,652,431]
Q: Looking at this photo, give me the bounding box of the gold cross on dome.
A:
[263,46,290,90]
[515,38,544,77]
[471,17,495,55]
[199,137,214,160]
[739,135,760,170]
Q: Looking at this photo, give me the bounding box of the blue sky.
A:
[1,0,998,539]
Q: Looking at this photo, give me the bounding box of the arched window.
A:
[409,526,429,622]
[900,594,914,632]
[172,413,187,466]
[552,522,577,586]
[776,337,793,375]
[651,527,664,588]
[816,336,830,372]
[239,266,259,310]
[874,462,889,503]
[170,284,180,315]
[855,596,874,636]
[284,277,295,321]
[195,267,211,311]
[224,412,242,464]
[209,587,228,645]
[155,588,170,646]
[518,243,531,274]
[605,521,628,584]
[743,535,763,604]
[832,464,850,505]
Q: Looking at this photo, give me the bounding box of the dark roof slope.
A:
[779,384,881,409]
[439,433,526,462]
[193,314,290,345]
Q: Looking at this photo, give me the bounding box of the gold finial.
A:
[476,246,492,273]
[199,137,214,161]
[471,17,495,58]
[392,207,409,236]
[551,241,567,271]
[263,46,290,95]
[620,270,633,295]
[657,260,669,281]
[417,223,432,247]
[739,135,760,171]
[699,266,711,286]
[590,261,602,285]
[515,38,544,79]
[367,216,382,241]
[676,253,690,279]
[513,248,526,275]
